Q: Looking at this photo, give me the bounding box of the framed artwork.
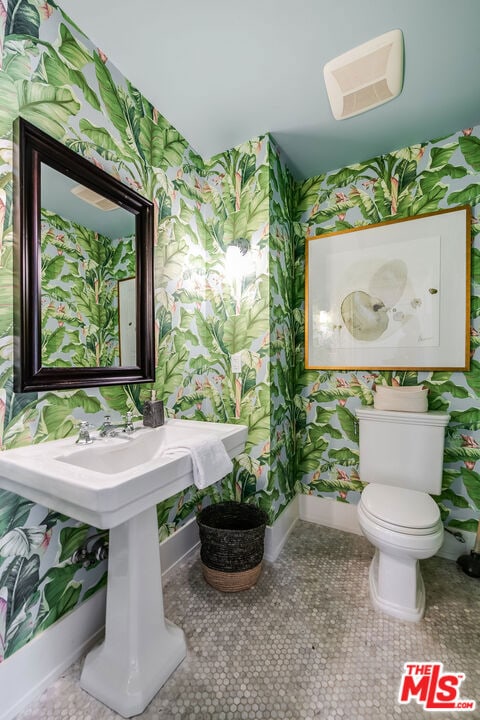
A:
[305,206,471,370]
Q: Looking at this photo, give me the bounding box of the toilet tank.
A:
[356,407,450,494]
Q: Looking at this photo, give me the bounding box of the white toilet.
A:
[356,407,450,622]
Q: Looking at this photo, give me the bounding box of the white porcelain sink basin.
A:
[57,421,232,474]
[0,418,248,717]
[0,419,247,529]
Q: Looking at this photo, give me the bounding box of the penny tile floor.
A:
[16,521,480,719]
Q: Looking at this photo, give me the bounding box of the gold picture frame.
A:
[305,206,471,371]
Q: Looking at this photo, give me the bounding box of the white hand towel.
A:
[165,435,233,489]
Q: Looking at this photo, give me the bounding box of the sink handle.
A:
[123,411,135,434]
[98,415,119,437]
[76,420,94,445]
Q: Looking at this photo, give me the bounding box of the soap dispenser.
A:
[143,390,164,428]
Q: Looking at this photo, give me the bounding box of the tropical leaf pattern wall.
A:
[1,0,479,666]
[295,129,480,538]
[268,140,297,515]
[148,135,295,522]
[41,209,135,367]
[0,0,289,659]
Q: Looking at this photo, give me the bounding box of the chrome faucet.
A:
[123,411,135,434]
[76,421,93,445]
[98,413,136,438]
[98,415,119,438]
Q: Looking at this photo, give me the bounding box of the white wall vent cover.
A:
[71,184,118,211]
[324,29,404,120]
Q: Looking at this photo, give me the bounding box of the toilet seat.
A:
[360,483,440,535]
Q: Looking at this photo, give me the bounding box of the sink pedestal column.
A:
[80,507,186,717]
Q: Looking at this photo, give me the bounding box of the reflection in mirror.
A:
[14,118,155,392]
[118,277,136,366]
[40,165,136,368]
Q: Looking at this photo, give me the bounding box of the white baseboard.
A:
[160,517,200,576]
[299,494,362,535]
[2,496,471,719]
[438,528,476,561]
[0,589,107,720]
[264,495,299,562]
[298,493,476,562]
[0,502,301,720]
[0,519,200,720]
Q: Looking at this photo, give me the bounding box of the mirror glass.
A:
[40,165,136,369]
[15,118,155,392]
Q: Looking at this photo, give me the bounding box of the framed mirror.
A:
[14,118,155,392]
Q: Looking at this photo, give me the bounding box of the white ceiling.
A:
[59,0,480,180]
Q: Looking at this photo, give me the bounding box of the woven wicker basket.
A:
[197,502,268,592]
[201,563,263,593]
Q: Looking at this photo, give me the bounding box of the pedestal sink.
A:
[0,419,248,717]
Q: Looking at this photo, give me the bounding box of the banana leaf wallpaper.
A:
[0,0,287,660]
[40,209,135,367]
[295,131,480,540]
[0,0,479,666]
[268,142,297,517]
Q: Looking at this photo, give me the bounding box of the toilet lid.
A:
[361,483,440,532]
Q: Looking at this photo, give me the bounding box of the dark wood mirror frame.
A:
[14,118,155,392]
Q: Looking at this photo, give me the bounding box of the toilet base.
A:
[368,550,425,622]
